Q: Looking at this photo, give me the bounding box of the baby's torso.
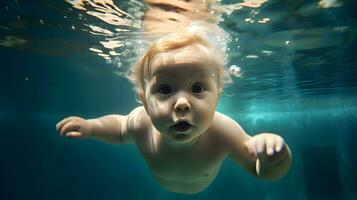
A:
[134,125,229,194]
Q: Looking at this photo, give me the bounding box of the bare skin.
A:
[56,44,292,194]
[56,108,291,194]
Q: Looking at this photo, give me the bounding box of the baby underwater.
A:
[56,33,292,194]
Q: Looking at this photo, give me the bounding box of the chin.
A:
[174,133,190,140]
[173,133,201,144]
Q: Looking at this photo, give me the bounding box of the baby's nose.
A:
[174,97,191,112]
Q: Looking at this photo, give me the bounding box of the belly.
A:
[153,170,218,194]
[151,163,221,194]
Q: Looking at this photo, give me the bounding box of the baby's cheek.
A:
[194,100,216,124]
[147,98,170,118]
[147,99,170,131]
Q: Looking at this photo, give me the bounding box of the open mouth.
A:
[172,121,192,132]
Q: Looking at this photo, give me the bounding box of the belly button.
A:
[203,173,209,177]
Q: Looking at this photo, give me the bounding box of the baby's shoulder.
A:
[211,111,238,129]
[209,111,247,138]
[126,106,152,134]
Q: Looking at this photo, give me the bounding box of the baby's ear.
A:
[138,91,144,102]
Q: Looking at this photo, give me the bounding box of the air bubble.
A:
[229,65,242,78]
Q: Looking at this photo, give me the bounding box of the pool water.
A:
[1,0,357,199]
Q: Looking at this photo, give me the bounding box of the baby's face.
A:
[142,45,220,144]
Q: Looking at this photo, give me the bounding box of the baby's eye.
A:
[191,82,204,94]
[158,84,172,95]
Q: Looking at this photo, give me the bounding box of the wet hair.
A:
[128,32,230,98]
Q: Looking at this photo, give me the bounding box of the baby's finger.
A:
[66,131,82,138]
[275,136,285,152]
[56,117,76,132]
[56,118,69,131]
[265,137,275,156]
[60,122,80,136]
[254,136,265,155]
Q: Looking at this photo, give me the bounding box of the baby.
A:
[56,33,292,194]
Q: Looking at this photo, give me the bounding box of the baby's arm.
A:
[55,107,145,144]
[216,112,292,180]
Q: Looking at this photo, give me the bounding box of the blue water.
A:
[1,0,357,199]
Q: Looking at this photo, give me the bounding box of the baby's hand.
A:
[244,133,286,163]
[56,116,92,139]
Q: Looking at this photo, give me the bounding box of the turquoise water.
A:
[1,0,357,199]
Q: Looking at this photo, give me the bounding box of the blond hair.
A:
[128,32,230,96]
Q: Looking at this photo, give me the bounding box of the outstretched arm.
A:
[56,114,131,144]
[55,107,147,144]
[88,114,130,144]
[216,112,292,180]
